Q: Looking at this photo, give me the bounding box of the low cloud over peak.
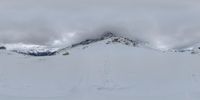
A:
[0,0,200,49]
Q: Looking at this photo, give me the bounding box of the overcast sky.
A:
[0,0,200,49]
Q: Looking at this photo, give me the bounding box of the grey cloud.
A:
[0,0,200,48]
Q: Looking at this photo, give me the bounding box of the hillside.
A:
[1,36,200,100]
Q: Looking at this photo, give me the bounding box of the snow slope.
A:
[1,38,200,100]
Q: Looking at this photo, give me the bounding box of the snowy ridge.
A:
[3,43,58,56]
[57,32,149,54]
[72,32,147,48]
[167,43,200,54]
[0,32,148,56]
[1,33,200,56]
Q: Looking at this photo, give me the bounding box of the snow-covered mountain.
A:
[175,43,200,54]
[57,32,149,54]
[0,33,149,56]
[1,34,200,100]
[1,43,58,56]
[1,32,200,57]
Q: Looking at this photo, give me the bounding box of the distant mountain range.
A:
[1,32,200,56]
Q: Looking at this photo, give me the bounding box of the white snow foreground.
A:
[1,38,200,100]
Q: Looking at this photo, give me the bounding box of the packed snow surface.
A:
[1,39,200,100]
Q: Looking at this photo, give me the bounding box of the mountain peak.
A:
[70,32,117,48]
[101,32,117,39]
[55,32,148,55]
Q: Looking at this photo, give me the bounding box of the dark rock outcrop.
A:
[62,52,69,56]
[110,37,140,46]
[71,32,116,48]
[12,50,57,56]
[0,46,6,50]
